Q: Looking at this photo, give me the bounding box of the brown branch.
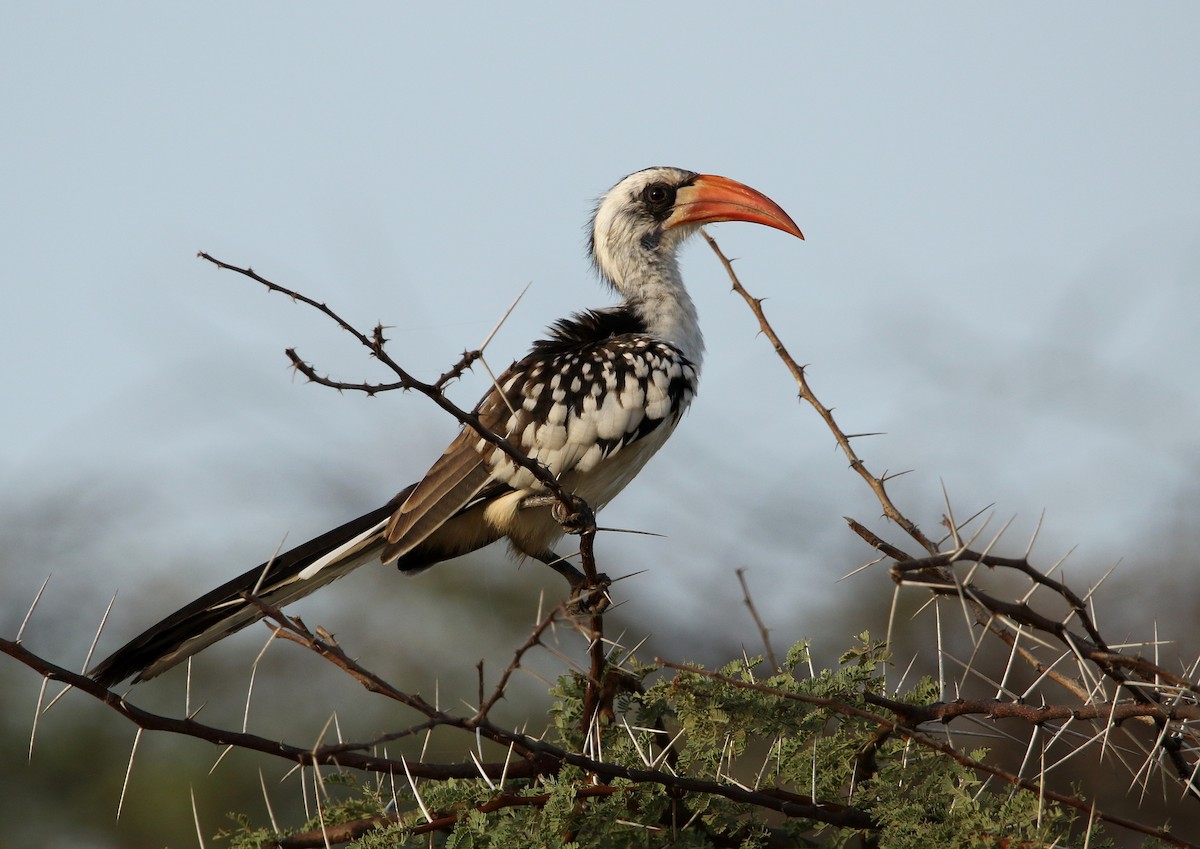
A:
[892,547,1111,650]
[891,551,1200,698]
[197,252,587,532]
[736,567,779,670]
[703,233,936,555]
[474,602,567,720]
[863,692,1200,727]
[845,518,912,563]
[895,554,1200,797]
[0,635,538,781]
[2,634,875,831]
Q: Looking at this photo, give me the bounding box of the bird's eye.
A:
[641,182,676,214]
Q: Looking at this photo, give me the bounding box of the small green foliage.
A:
[215,639,1108,848]
[784,640,812,672]
[214,813,275,849]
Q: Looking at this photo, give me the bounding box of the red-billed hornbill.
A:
[90,167,803,687]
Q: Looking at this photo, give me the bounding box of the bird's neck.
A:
[609,253,705,371]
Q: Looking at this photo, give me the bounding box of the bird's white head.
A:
[589,167,802,368]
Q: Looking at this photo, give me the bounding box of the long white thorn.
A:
[1081,559,1121,604]
[210,745,235,775]
[185,657,194,718]
[117,728,144,820]
[28,676,49,761]
[57,592,121,710]
[16,574,52,643]
[885,583,901,689]
[480,281,533,353]
[893,652,919,696]
[311,767,332,849]
[838,555,887,582]
[469,749,496,789]
[650,727,687,770]
[1023,510,1046,560]
[1014,724,1042,782]
[1099,694,1121,763]
[401,755,432,823]
[259,769,281,834]
[42,684,74,713]
[935,601,946,700]
[618,633,651,665]
[251,628,280,675]
[755,737,781,791]
[939,480,961,547]
[995,626,1022,699]
[1182,751,1200,802]
[242,661,259,733]
[479,354,518,418]
[190,785,207,849]
[811,733,818,802]
[1153,620,1162,687]
[384,750,401,814]
[310,712,337,779]
[255,536,289,595]
[958,610,996,691]
[1044,545,1077,580]
[500,741,516,789]
[1043,724,1108,775]
[622,718,652,767]
[1061,631,1099,693]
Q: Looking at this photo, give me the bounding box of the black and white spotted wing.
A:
[379,306,698,562]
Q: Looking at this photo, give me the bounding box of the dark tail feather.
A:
[90,491,412,688]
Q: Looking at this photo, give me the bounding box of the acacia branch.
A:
[660,659,1199,849]
[196,251,588,533]
[0,634,873,831]
[705,233,1200,811]
[891,546,1200,796]
[704,233,936,555]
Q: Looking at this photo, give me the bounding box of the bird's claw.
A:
[552,495,596,536]
[568,572,612,615]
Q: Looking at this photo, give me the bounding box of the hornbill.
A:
[90,167,803,687]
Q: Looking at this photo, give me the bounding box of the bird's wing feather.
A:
[382,318,699,563]
[381,427,494,560]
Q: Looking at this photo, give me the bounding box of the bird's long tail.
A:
[89,489,413,688]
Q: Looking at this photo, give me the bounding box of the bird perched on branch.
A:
[90,166,803,687]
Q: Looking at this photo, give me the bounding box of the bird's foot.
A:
[532,548,611,615]
[567,572,612,615]
[551,494,596,536]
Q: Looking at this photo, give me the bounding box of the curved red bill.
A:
[666,174,803,239]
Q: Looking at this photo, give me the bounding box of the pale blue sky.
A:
[3,3,1199,665]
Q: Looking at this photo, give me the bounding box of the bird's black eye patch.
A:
[641,182,676,217]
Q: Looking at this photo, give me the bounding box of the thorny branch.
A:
[3,246,1196,846]
[701,235,1200,820]
[195,252,594,554]
[659,661,1196,849]
[702,232,936,555]
[0,633,875,833]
